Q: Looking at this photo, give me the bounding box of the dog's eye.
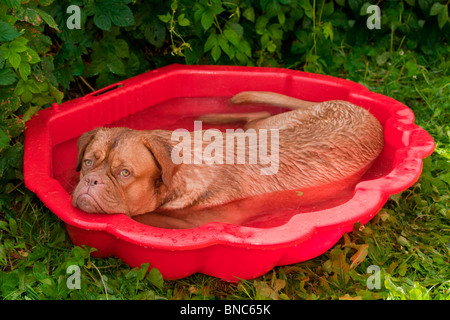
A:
[120,169,130,177]
[84,159,93,167]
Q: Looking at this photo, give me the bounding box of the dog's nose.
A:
[84,175,103,186]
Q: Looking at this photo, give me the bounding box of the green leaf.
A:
[49,84,63,104]
[113,39,129,58]
[376,52,391,66]
[1,0,21,9]
[211,3,224,15]
[18,61,31,79]
[204,32,218,52]
[255,16,269,35]
[0,68,17,86]
[201,11,214,31]
[238,39,252,58]
[268,24,283,40]
[211,44,221,61]
[144,19,166,48]
[106,53,125,75]
[8,218,17,236]
[218,34,231,57]
[35,8,60,31]
[430,3,445,16]
[298,0,313,19]
[146,268,164,289]
[0,20,21,42]
[0,129,10,150]
[8,52,21,69]
[9,37,28,53]
[107,2,135,27]
[242,7,255,22]
[178,14,191,26]
[92,0,134,30]
[278,11,286,25]
[322,22,334,41]
[438,6,449,29]
[158,13,171,23]
[94,13,112,31]
[224,28,240,46]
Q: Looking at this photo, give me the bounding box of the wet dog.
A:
[72,91,384,228]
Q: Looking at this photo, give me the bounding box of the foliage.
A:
[0,0,449,300]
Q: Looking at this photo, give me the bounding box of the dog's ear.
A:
[143,135,179,188]
[75,128,102,171]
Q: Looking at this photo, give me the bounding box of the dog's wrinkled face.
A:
[72,127,173,216]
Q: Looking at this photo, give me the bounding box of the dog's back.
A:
[228,91,384,192]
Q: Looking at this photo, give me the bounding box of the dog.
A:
[72,91,384,228]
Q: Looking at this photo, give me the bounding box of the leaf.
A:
[430,3,445,16]
[0,20,21,42]
[35,8,60,31]
[144,19,166,48]
[239,40,251,58]
[298,0,313,19]
[0,129,10,150]
[211,44,221,62]
[18,61,31,80]
[8,218,17,236]
[349,244,369,269]
[8,52,21,69]
[49,84,63,104]
[278,11,286,25]
[218,34,231,57]
[158,13,171,23]
[107,1,135,27]
[339,294,361,300]
[224,27,240,46]
[376,51,391,66]
[93,0,135,30]
[178,14,191,26]
[146,268,164,289]
[437,6,448,29]
[113,39,129,58]
[242,7,255,22]
[105,53,125,75]
[204,32,218,52]
[268,24,283,40]
[0,68,17,86]
[255,16,269,35]
[201,11,214,31]
[94,12,111,31]
[1,0,21,9]
[16,7,42,26]
[322,22,334,41]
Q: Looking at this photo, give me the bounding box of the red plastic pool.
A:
[24,64,435,281]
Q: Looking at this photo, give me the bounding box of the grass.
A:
[0,47,449,301]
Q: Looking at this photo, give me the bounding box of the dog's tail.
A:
[230,91,318,110]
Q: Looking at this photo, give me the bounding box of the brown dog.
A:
[72,91,384,228]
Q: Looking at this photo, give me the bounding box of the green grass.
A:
[1,46,449,301]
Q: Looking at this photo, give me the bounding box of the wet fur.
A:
[72,91,384,228]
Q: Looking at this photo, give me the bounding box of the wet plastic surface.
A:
[24,64,435,281]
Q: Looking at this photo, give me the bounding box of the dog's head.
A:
[72,127,177,216]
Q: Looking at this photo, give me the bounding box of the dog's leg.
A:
[133,212,198,229]
[229,91,320,130]
[198,91,319,130]
[230,91,318,110]
[197,111,271,124]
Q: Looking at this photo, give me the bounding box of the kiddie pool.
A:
[24,64,435,281]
